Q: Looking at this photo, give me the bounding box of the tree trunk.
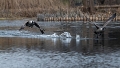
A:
[89,0,95,13]
[83,0,88,12]
[83,0,95,14]
[116,0,120,4]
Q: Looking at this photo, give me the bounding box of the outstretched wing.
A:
[84,14,100,29]
[19,25,25,31]
[102,13,116,28]
[34,22,40,28]
[93,23,100,29]
[40,29,45,34]
[34,22,45,34]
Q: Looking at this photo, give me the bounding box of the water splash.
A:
[50,33,59,38]
[60,32,72,38]
[76,34,80,40]
[0,30,91,41]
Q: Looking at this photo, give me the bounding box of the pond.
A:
[0,19,120,68]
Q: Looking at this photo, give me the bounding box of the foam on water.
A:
[0,30,73,39]
[0,30,95,42]
[50,33,59,38]
[0,30,51,38]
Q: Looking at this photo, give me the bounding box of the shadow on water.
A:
[0,20,120,68]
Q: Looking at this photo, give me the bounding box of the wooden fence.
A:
[37,15,120,21]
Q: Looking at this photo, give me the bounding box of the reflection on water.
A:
[0,20,120,68]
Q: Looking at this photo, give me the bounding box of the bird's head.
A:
[29,20,33,23]
[99,28,103,30]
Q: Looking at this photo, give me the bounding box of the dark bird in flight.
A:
[85,13,116,34]
[93,13,116,34]
[19,21,45,34]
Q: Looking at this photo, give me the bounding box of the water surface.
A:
[0,20,120,68]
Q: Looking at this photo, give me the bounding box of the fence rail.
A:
[37,15,120,21]
[95,5,120,9]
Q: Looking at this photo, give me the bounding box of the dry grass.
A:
[0,0,67,18]
[0,0,118,18]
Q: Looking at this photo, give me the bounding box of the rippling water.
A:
[0,19,120,68]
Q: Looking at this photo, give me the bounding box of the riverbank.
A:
[37,12,120,21]
[0,0,120,21]
[0,6,120,21]
[0,0,67,18]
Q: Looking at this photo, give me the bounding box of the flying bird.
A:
[93,13,116,34]
[85,13,116,34]
[19,21,45,34]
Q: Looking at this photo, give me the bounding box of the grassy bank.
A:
[0,0,69,18]
[0,0,119,18]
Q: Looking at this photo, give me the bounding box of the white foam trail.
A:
[50,33,59,38]
[0,30,90,40]
[0,30,59,38]
[60,32,72,38]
